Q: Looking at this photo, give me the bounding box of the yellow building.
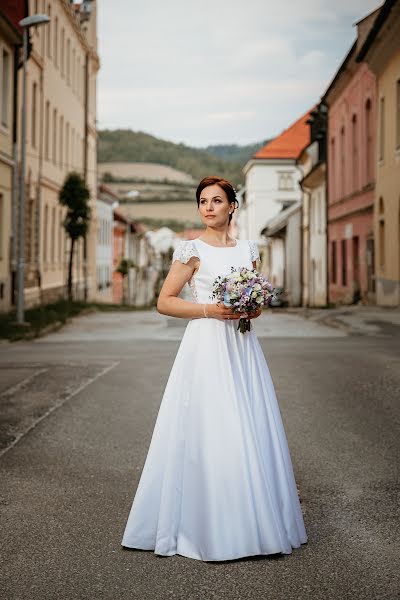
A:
[0,6,23,312]
[357,0,400,306]
[9,0,100,310]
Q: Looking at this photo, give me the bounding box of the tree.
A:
[115,258,136,304]
[58,172,91,301]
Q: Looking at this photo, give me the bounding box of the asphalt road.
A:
[0,310,399,600]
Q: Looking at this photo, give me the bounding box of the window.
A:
[365,99,373,182]
[59,115,63,167]
[341,239,347,286]
[71,127,74,168]
[396,80,400,151]
[51,206,56,263]
[379,96,385,162]
[340,125,345,198]
[77,56,80,97]
[31,82,37,147]
[1,48,10,127]
[331,241,337,284]
[52,108,57,164]
[72,47,75,92]
[43,204,48,262]
[66,39,70,84]
[278,172,294,191]
[45,100,50,159]
[58,208,63,264]
[54,16,58,67]
[351,114,358,191]
[46,4,51,57]
[379,197,385,270]
[60,28,65,76]
[66,122,70,167]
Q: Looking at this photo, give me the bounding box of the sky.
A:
[96,0,380,148]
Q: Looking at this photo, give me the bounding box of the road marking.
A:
[0,361,120,459]
[0,368,48,398]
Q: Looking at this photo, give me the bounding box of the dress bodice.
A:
[172,238,260,304]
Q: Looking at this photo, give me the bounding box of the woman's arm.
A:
[157,257,207,319]
[157,257,262,321]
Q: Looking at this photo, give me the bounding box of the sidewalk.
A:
[279,305,400,336]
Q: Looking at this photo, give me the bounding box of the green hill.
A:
[97,129,267,187]
[201,142,270,164]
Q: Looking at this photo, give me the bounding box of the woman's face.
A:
[198,184,233,227]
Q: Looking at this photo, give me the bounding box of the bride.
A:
[121,175,308,561]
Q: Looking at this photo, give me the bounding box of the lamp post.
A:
[16,14,50,324]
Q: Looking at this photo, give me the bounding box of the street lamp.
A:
[16,14,50,325]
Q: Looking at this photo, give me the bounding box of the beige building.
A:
[0,5,23,312]
[5,0,100,311]
[357,0,400,306]
[298,103,328,307]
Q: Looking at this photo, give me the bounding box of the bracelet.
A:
[203,304,209,318]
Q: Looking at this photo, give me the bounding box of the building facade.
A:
[240,109,312,282]
[324,10,378,305]
[0,1,25,312]
[298,103,328,307]
[96,183,115,302]
[240,109,311,303]
[7,0,100,311]
[357,0,400,306]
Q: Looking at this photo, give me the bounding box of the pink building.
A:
[323,10,379,304]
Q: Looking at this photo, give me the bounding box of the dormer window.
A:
[278,172,294,191]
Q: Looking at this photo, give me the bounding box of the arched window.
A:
[352,114,358,191]
[61,28,65,77]
[365,99,373,183]
[45,100,50,159]
[340,125,345,198]
[46,5,51,58]
[379,97,385,162]
[59,115,64,168]
[43,204,48,263]
[31,82,37,148]
[330,137,335,201]
[378,196,385,271]
[52,108,57,164]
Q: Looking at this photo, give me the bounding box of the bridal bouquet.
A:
[210,267,275,334]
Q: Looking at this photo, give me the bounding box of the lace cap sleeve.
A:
[249,240,260,262]
[172,240,200,265]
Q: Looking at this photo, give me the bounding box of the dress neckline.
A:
[196,238,238,249]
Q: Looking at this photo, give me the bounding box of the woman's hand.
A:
[207,303,241,321]
[207,304,262,321]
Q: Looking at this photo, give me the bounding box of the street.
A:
[0,309,399,600]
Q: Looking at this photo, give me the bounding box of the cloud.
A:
[97,0,380,145]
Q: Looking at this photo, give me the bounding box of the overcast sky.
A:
[96,0,380,148]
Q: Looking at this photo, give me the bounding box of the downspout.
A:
[36,61,44,301]
[295,163,305,307]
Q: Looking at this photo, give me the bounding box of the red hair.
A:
[196,176,238,225]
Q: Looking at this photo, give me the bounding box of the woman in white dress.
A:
[121,176,308,561]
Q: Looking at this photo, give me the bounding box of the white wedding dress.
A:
[121,237,308,561]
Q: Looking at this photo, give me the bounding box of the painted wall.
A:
[327,62,376,304]
[374,47,400,306]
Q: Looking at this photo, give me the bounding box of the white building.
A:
[96,184,116,301]
[297,102,328,307]
[238,109,312,292]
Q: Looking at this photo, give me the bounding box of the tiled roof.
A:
[253,108,313,160]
